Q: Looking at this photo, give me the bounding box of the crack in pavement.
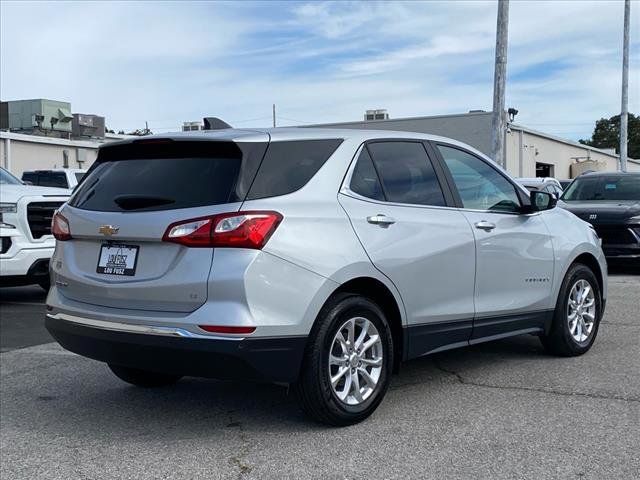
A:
[600,322,639,327]
[427,359,640,404]
[226,410,253,479]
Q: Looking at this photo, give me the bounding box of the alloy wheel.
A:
[567,279,596,343]
[328,317,384,406]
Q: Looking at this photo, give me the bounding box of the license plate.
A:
[97,244,139,276]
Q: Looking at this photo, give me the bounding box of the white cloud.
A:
[0,0,637,139]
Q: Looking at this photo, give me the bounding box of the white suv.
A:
[45,129,607,425]
[0,167,69,289]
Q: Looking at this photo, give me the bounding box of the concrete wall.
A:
[305,112,494,157]
[1,133,99,176]
[306,113,640,177]
[504,128,624,179]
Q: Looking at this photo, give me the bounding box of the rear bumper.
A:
[45,314,307,384]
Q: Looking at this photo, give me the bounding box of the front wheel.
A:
[294,294,394,426]
[108,364,182,388]
[540,263,602,356]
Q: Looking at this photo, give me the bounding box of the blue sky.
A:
[1,0,638,140]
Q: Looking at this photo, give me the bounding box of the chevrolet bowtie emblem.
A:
[99,225,120,236]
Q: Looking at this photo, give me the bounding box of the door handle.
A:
[367,214,396,226]
[474,220,496,231]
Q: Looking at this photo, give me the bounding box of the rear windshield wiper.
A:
[113,195,176,211]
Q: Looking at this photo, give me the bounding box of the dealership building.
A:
[307,110,640,178]
[2,101,638,179]
[0,99,127,176]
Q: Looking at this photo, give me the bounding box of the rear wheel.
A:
[540,263,602,356]
[108,364,182,388]
[294,294,394,426]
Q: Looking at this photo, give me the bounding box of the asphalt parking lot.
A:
[1,270,638,480]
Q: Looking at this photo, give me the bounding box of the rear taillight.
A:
[51,212,72,241]
[162,211,282,249]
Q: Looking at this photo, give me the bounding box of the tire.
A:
[540,263,602,356]
[294,294,394,426]
[108,364,182,388]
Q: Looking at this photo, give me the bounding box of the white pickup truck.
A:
[21,168,86,191]
[1,167,70,290]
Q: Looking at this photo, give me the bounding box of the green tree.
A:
[579,113,640,159]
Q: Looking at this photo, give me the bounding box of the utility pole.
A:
[491,0,509,169]
[620,0,630,172]
[272,104,276,128]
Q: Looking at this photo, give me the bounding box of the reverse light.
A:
[163,211,282,249]
[51,212,72,241]
[198,325,256,334]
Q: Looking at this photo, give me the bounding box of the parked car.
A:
[0,167,70,290]
[559,171,640,262]
[45,129,607,425]
[516,177,564,198]
[22,168,87,191]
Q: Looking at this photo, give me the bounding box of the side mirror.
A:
[530,190,557,211]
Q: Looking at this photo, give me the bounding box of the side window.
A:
[437,145,521,213]
[367,142,446,206]
[246,139,343,200]
[349,148,385,201]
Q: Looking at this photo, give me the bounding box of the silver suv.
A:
[46,128,607,425]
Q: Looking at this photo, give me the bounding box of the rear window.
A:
[70,141,267,212]
[246,139,343,200]
[22,171,68,188]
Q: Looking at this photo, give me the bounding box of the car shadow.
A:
[11,334,548,439]
[0,285,47,303]
[607,263,639,275]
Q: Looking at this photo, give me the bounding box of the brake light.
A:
[198,325,256,334]
[162,211,282,249]
[51,212,72,241]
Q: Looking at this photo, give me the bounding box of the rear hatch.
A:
[55,137,268,312]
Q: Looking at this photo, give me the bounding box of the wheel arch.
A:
[570,252,605,299]
[317,276,406,371]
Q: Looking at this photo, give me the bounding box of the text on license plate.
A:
[97,244,139,276]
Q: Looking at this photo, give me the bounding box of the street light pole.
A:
[491,0,509,169]
[620,0,630,172]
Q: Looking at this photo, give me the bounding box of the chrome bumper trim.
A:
[46,313,245,341]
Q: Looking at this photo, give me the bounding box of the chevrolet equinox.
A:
[46,128,607,425]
